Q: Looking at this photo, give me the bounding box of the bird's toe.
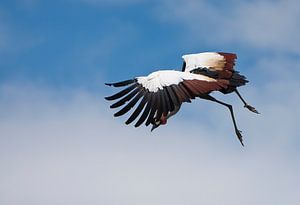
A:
[235,129,244,146]
[244,104,260,114]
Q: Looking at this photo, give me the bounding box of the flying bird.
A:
[105,52,259,146]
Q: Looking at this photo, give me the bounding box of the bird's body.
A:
[105,52,259,146]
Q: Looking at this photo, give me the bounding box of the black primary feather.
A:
[110,87,141,108]
[105,79,136,87]
[125,92,149,125]
[114,90,145,117]
[135,94,153,127]
[161,89,172,115]
[146,93,158,126]
[155,90,165,121]
[105,83,137,101]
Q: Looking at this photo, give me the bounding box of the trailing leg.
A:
[235,89,259,114]
[200,94,244,146]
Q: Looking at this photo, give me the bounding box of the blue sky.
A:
[1,0,300,204]
[1,0,282,88]
[0,0,191,88]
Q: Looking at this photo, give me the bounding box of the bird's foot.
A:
[235,129,244,146]
[244,104,260,114]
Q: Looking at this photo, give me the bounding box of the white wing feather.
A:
[137,70,216,92]
[182,52,226,72]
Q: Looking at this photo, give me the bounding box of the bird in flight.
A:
[105,52,259,146]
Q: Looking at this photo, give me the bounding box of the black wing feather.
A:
[135,94,153,127]
[125,92,149,125]
[179,83,193,100]
[114,90,144,117]
[110,86,141,108]
[105,83,137,101]
[155,90,164,121]
[161,89,171,115]
[105,79,136,87]
[146,93,158,126]
[176,85,191,103]
[166,86,177,110]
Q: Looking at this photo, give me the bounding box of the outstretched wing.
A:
[182,52,237,79]
[105,70,229,128]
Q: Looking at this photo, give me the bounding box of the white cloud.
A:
[155,0,300,52]
[0,67,300,205]
[1,2,299,203]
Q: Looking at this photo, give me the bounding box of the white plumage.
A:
[182,52,226,72]
[136,70,216,92]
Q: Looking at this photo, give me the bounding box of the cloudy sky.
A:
[1,0,300,204]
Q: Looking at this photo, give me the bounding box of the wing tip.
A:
[104,79,136,87]
[114,112,122,117]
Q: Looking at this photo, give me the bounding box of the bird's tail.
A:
[229,71,248,87]
[220,71,248,94]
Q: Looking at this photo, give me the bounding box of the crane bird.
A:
[105,52,259,146]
